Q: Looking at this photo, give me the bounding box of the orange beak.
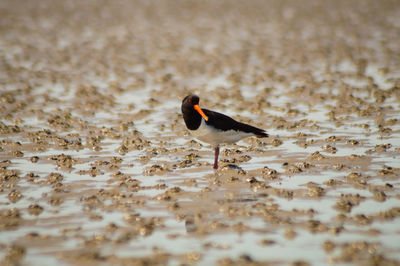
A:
[194,104,209,121]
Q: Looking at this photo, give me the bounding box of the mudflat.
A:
[1,0,399,265]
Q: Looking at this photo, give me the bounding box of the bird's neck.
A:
[183,108,202,130]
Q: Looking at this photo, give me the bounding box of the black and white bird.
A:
[181,94,269,169]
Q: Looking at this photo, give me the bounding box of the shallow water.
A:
[1,0,400,265]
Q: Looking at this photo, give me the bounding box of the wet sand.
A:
[1,0,400,265]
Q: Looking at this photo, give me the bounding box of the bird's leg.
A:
[213,146,220,169]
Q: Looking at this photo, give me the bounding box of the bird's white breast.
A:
[189,119,253,147]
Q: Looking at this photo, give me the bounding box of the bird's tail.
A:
[255,131,269,138]
[237,122,268,138]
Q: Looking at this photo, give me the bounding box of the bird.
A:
[181,94,269,169]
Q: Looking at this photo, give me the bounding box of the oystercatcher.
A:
[181,94,269,169]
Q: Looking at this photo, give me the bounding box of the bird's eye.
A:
[188,98,191,103]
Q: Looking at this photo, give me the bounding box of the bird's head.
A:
[182,94,208,121]
[182,94,199,106]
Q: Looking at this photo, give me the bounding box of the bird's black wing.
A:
[203,109,268,137]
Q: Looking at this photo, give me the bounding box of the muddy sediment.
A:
[1,0,400,265]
